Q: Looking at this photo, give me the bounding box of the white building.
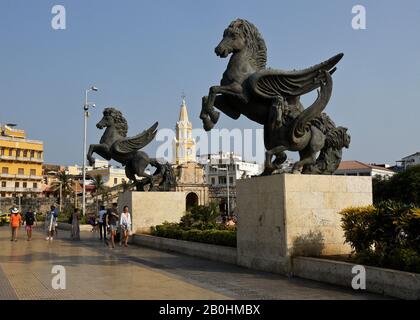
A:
[335,160,395,179]
[397,152,420,170]
[198,152,263,187]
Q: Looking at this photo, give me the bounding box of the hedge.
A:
[151,223,237,247]
[340,201,420,273]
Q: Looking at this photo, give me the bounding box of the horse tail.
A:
[290,71,333,147]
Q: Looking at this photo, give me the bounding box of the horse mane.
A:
[230,19,267,70]
[103,107,128,137]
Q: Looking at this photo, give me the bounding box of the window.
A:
[114,178,118,185]
[16,149,21,157]
[23,182,27,188]
[33,183,38,189]
[211,178,215,185]
[23,150,28,157]
[18,168,24,175]
[30,150,35,158]
[8,149,13,156]
[0,149,4,156]
[1,181,6,187]
[219,176,226,185]
[2,167,8,174]
[229,177,234,185]
[30,169,36,176]
[15,182,19,188]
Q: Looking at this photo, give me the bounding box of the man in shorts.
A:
[10,207,22,242]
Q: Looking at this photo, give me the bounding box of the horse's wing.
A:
[249,53,343,98]
[113,122,158,154]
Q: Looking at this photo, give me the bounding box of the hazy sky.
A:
[0,0,419,166]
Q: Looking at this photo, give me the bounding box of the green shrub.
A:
[151,223,236,247]
[340,201,420,273]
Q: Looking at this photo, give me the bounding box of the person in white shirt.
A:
[119,205,132,247]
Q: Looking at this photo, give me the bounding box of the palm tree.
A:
[51,171,74,205]
[92,174,106,209]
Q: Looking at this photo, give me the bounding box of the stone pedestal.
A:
[117,191,186,234]
[236,174,372,274]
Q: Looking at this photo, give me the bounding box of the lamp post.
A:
[82,86,98,216]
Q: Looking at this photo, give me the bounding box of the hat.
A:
[11,207,19,214]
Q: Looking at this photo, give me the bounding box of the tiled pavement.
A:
[0,226,390,300]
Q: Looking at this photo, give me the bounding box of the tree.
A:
[373,165,420,206]
[92,174,106,209]
[51,170,74,202]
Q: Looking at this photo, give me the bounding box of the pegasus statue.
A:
[87,107,175,191]
[200,19,350,175]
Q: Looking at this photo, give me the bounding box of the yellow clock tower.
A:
[173,97,196,165]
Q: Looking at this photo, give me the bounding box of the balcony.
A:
[0,173,42,180]
[0,187,42,193]
[0,155,43,163]
[0,155,16,161]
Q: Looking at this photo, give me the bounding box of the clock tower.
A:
[173,97,196,165]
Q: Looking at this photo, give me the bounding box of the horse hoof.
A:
[203,118,214,131]
[209,110,220,124]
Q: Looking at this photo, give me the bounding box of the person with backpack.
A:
[24,207,36,241]
[10,207,22,242]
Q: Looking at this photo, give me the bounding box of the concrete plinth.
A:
[236,174,372,274]
[117,191,186,234]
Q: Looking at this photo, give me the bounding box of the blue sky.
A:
[0,0,419,165]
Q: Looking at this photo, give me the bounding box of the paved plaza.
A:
[0,226,390,300]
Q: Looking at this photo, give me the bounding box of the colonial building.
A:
[0,124,44,198]
[172,97,209,209]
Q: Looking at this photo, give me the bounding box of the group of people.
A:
[71,203,132,249]
[8,205,57,242]
[7,203,131,248]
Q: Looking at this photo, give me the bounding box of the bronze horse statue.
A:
[200,19,350,174]
[87,107,175,191]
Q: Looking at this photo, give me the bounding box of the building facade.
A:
[198,152,263,214]
[335,160,395,179]
[0,124,44,198]
[397,152,420,170]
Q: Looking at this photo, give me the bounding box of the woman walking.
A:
[120,206,132,247]
[71,208,80,240]
[10,207,22,242]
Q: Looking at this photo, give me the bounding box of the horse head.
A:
[215,19,267,70]
[96,107,128,137]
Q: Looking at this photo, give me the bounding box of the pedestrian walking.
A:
[10,207,22,242]
[105,208,119,249]
[24,207,36,241]
[120,206,132,247]
[45,209,55,241]
[71,208,80,240]
[98,205,107,241]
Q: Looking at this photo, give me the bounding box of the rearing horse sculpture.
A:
[87,107,175,191]
[200,19,350,174]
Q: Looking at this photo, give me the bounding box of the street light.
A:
[82,86,98,216]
